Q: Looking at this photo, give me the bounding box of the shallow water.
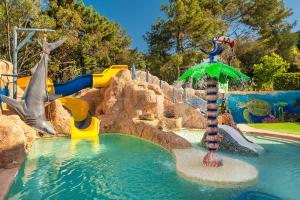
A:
[6,133,300,200]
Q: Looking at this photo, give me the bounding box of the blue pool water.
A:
[6,134,300,200]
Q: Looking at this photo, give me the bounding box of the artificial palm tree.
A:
[178,61,249,167]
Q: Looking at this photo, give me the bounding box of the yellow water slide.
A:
[59,96,99,138]
[92,65,128,88]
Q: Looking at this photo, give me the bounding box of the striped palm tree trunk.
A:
[203,77,223,167]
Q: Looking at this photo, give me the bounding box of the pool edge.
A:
[0,166,20,200]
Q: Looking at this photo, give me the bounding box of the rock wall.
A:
[81,70,192,151]
[0,115,36,168]
[136,70,206,100]
[173,103,206,129]
[46,100,72,136]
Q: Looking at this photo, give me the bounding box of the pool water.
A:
[6,133,300,200]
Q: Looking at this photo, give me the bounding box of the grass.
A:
[248,122,300,135]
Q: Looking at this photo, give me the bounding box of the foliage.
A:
[145,0,297,84]
[232,0,297,63]
[0,0,40,64]
[126,49,146,70]
[43,0,132,81]
[0,0,133,82]
[145,0,225,83]
[298,31,300,49]
[234,38,269,76]
[289,46,300,72]
[252,53,290,90]
[273,73,300,90]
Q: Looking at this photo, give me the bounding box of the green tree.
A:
[229,0,297,64]
[40,0,131,81]
[0,0,133,82]
[297,30,300,49]
[0,0,40,63]
[252,53,290,90]
[126,49,146,70]
[145,0,225,83]
[145,0,297,83]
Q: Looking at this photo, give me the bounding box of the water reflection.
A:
[71,135,100,153]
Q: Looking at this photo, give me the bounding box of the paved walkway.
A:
[237,124,300,142]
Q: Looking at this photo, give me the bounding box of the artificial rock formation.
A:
[80,70,191,151]
[173,103,206,129]
[0,115,36,168]
[46,100,72,136]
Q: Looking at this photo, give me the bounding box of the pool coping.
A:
[0,166,20,200]
[237,124,300,143]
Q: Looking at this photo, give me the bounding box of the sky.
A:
[83,0,300,52]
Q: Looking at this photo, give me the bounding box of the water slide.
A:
[219,125,264,154]
[17,65,128,138]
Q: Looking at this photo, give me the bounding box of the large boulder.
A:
[0,115,36,168]
[7,115,37,149]
[173,103,206,129]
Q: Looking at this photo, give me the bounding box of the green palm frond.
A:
[178,61,250,83]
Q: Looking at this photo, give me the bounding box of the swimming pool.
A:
[6,133,300,200]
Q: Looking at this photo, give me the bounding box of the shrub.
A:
[273,73,300,90]
[253,53,290,90]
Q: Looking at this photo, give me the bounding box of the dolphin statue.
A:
[1,39,65,134]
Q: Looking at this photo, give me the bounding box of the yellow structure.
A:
[71,117,100,138]
[59,97,89,122]
[92,65,128,88]
[17,77,54,93]
[16,65,128,140]
[70,117,100,152]
[16,65,128,92]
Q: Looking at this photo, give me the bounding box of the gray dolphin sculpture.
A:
[1,39,65,134]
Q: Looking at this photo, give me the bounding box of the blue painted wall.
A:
[227,91,300,123]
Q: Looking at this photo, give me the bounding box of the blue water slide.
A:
[0,85,10,104]
[53,74,93,96]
